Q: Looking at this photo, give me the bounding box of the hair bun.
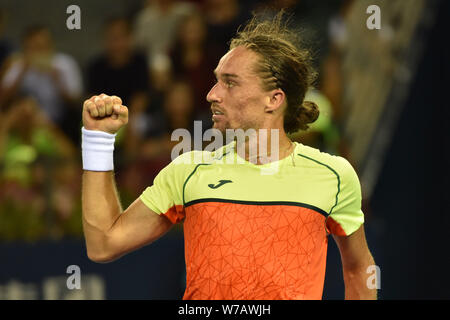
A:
[297,100,319,130]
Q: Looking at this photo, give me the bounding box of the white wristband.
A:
[81,127,116,171]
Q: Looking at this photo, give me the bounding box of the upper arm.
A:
[326,157,365,236]
[332,224,374,271]
[328,158,371,268]
[99,155,191,262]
[104,197,174,262]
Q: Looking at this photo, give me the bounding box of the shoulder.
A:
[87,54,107,71]
[295,143,357,178]
[155,148,220,185]
[172,145,230,165]
[52,53,79,68]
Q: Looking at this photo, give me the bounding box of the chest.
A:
[183,163,339,215]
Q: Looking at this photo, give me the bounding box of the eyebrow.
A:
[213,71,240,79]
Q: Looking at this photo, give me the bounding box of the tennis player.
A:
[81,13,377,300]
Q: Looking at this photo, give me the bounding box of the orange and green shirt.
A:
[140,141,364,300]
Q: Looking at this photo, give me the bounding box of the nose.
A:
[206,82,222,104]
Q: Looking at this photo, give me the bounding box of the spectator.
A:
[134,0,195,64]
[0,25,83,144]
[86,17,149,107]
[162,79,196,134]
[322,0,354,123]
[128,53,173,142]
[86,17,150,163]
[204,0,250,58]
[0,98,76,187]
[149,53,173,93]
[136,79,196,158]
[120,80,196,197]
[0,98,79,240]
[319,0,355,158]
[169,12,216,127]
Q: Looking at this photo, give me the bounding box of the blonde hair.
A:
[230,11,319,133]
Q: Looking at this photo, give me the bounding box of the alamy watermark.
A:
[66,264,81,290]
[171,121,283,175]
[366,5,381,30]
[366,264,381,290]
[66,5,81,30]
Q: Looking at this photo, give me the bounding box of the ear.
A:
[264,89,286,113]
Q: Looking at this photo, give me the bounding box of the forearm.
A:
[81,171,123,261]
[343,258,378,300]
[0,65,27,108]
[81,94,130,261]
[0,82,20,108]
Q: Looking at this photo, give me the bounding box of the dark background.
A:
[0,0,449,300]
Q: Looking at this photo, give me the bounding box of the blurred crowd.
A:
[0,0,352,240]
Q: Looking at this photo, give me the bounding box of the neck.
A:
[235,128,293,165]
[108,52,130,68]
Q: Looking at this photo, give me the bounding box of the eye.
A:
[226,81,235,88]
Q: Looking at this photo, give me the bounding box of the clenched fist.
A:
[82,94,128,134]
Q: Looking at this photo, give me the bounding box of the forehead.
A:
[214,46,260,78]
[25,31,51,46]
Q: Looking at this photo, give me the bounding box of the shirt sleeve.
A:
[139,156,189,224]
[326,158,365,236]
[1,60,22,88]
[53,54,83,97]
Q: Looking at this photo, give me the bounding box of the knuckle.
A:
[86,101,94,110]
[112,95,122,105]
[90,96,98,104]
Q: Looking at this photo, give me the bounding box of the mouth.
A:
[211,106,224,115]
[211,107,225,122]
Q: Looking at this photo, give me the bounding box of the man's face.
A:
[24,30,52,56]
[105,21,131,57]
[207,46,269,133]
